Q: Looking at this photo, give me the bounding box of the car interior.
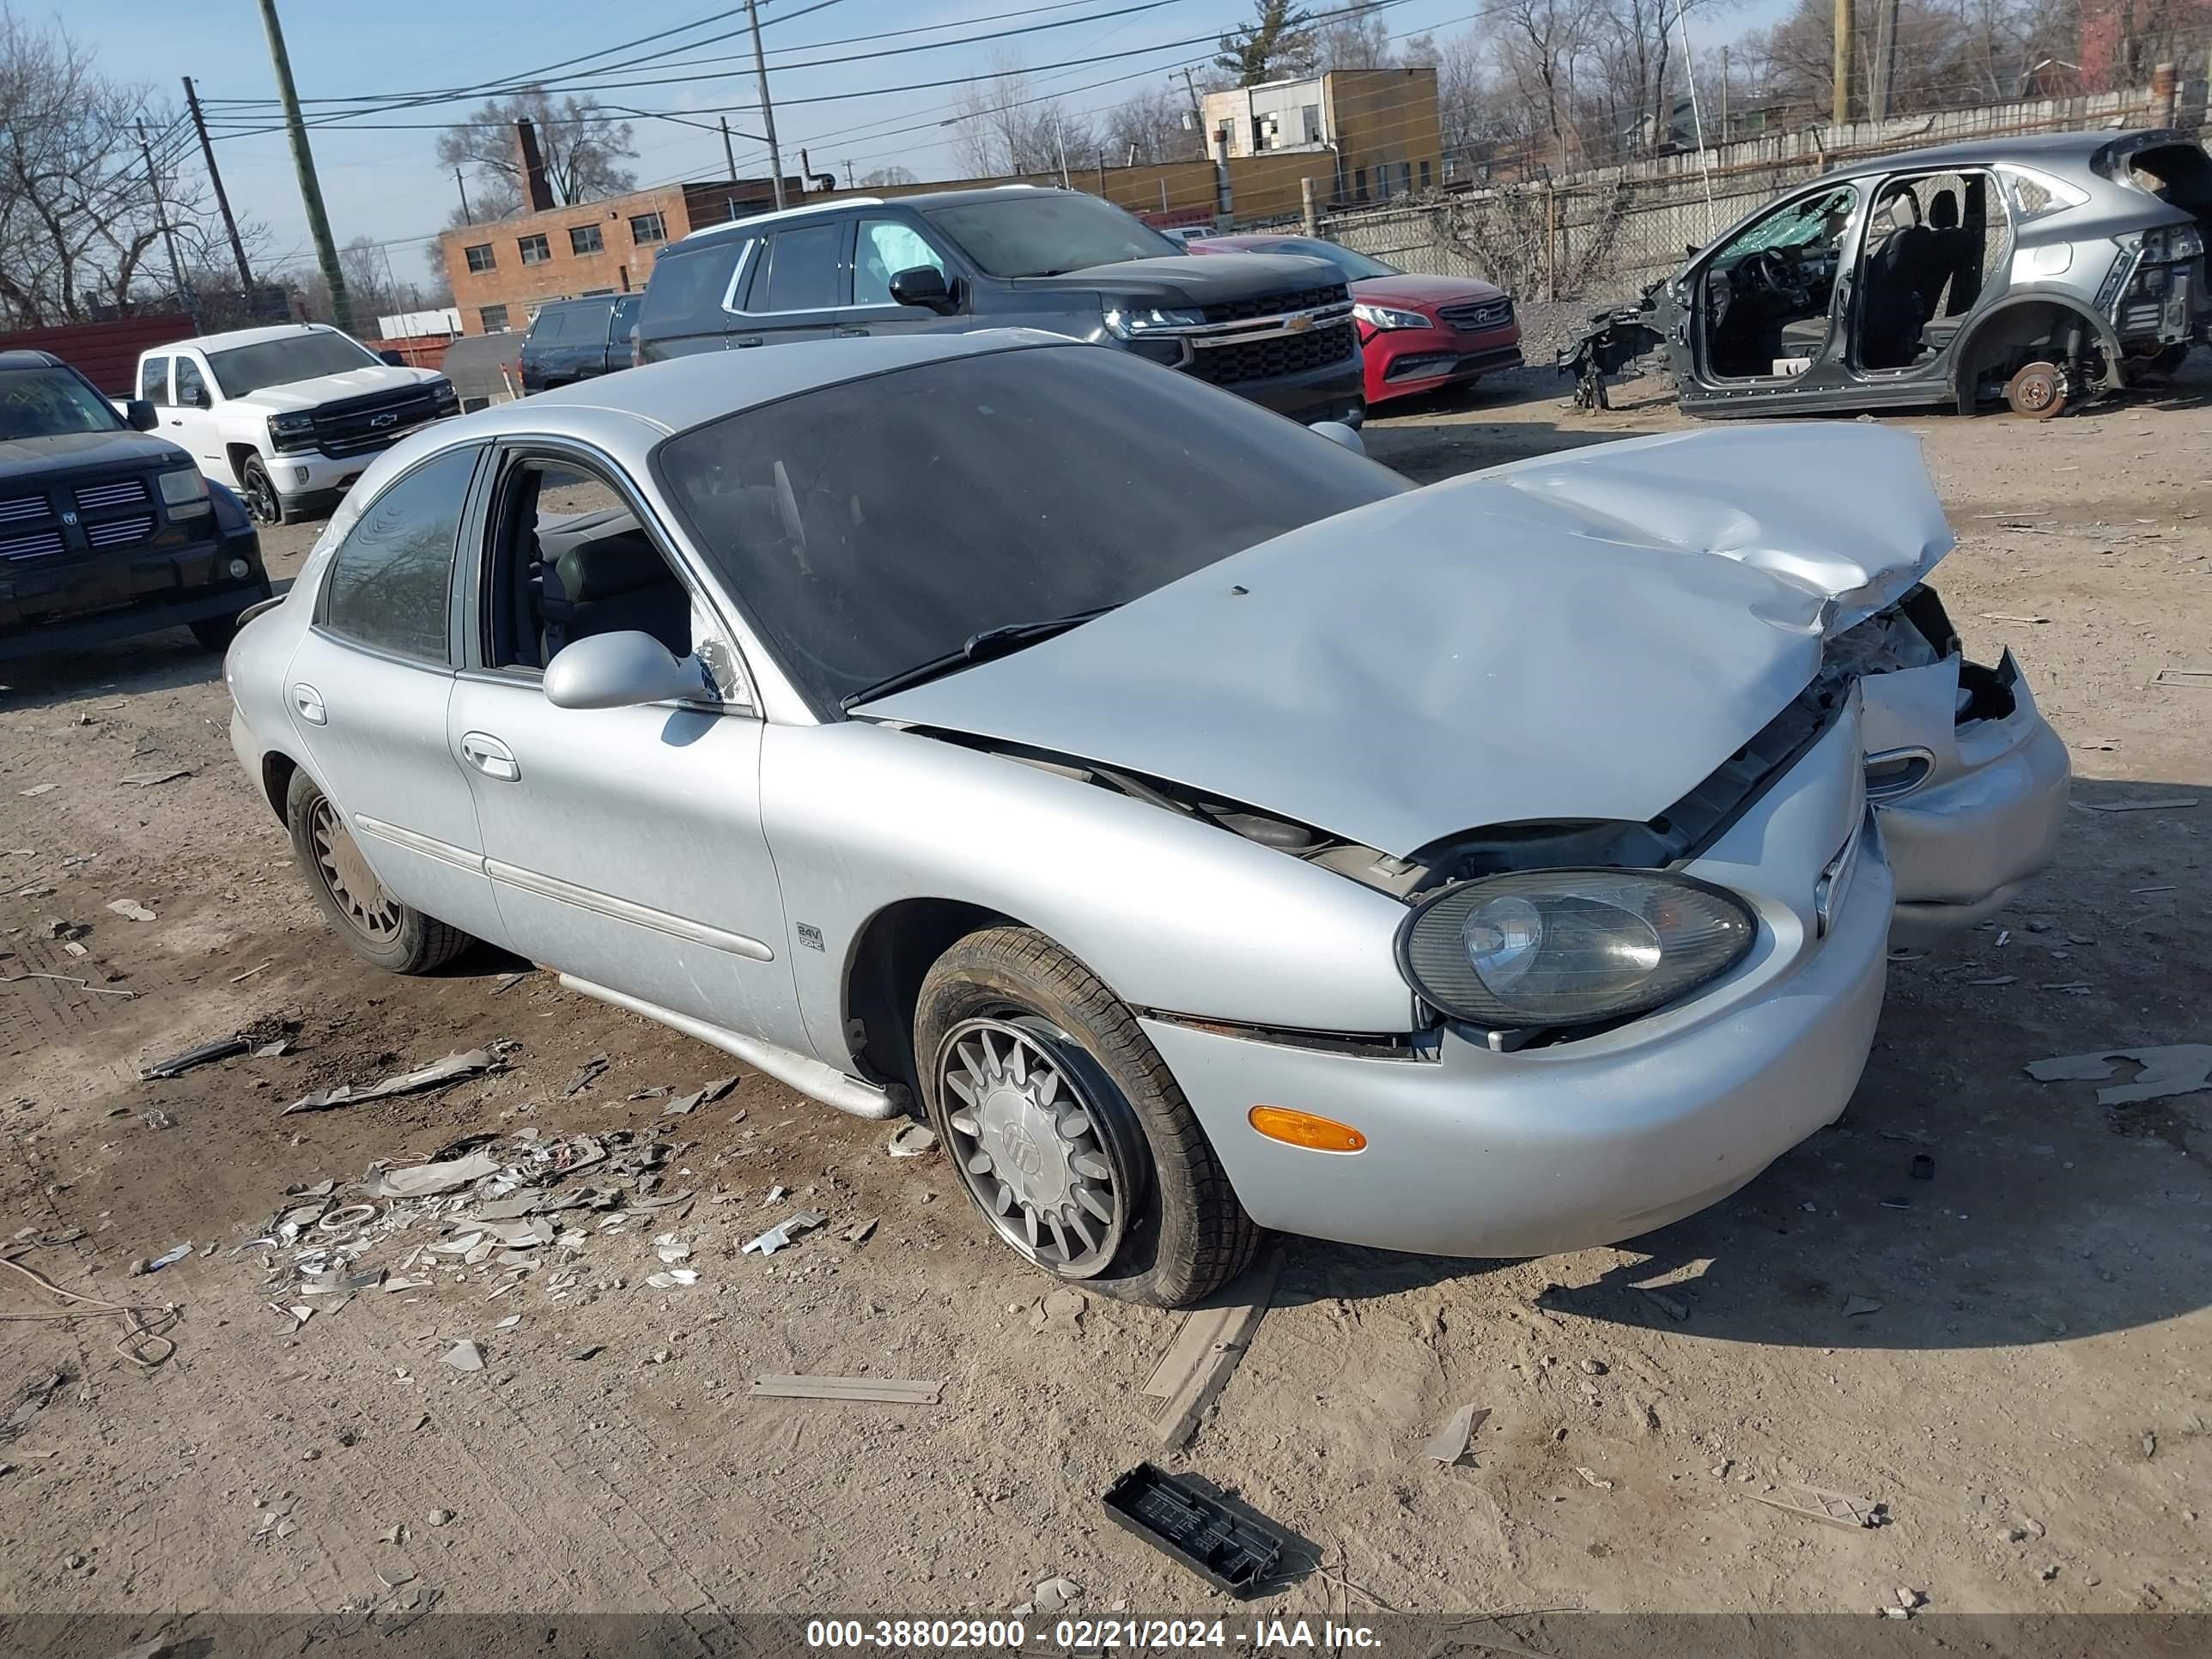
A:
[486,462,698,673]
[1855,171,2004,369]
[1703,185,1857,379]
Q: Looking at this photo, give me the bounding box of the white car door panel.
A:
[445,678,807,1054]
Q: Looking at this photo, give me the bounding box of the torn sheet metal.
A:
[366,1150,503,1200]
[2027,1045,2212,1106]
[858,428,1951,855]
[282,1049,498,1116]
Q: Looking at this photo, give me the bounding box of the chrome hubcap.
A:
[939,1018,1124,1275]
[312,799,400,941]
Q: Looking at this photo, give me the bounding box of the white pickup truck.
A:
[125,323,458,526]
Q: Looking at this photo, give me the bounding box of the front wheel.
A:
[284,769,471,975]
[913,927,1257,1308]
[240,456,285,526]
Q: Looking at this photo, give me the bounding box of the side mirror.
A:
[1309,419,1364,455]
[125,398,156,430]
[191,386,212,409]
[377,349,404,367]
[544,631,707,711]
[889,265,957,314]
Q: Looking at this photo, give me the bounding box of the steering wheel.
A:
[1741,248,1811,307]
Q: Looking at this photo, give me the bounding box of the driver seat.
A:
[1863,190,1941,368]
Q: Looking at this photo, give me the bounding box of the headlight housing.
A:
[267,411,315,453]
[430,377,459,412]
[1353,301,1431,331]
[157,465,210,518]
[1397,868,1756,1031]
[1102,306,1205,338]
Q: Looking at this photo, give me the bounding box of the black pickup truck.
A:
[0,349,270,660]
[520,294,642,392]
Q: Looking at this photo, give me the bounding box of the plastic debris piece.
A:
[282,1049,500,1117]
[562,1054,610,1097]
[1576,1467,1614,1490]
[142,1036,248,1079]
[253,1039,291,1058]
[750,1374,942,1402]
[441,1341,483,1373]
[120,768,191,787]
[2077,797,2197,811]
[1843,1297,1882,1316]
[142,1109,175,1130]
[742,1212,823,1255]
[1423,1403,1488,1466]
[2026,1044,2212,1105]
[888,1122,939,1158]
[1032,1577,1082,1614]
[106,898,157,922]
[1747,1484,1883,1529]
[145,1243,192,1272]
[368,1150,503,1200]
[494,1314,521,1330]
[645,1268,700,1289]
[1102,1462,1285,1598]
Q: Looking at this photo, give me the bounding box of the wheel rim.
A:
[936,1016,1131,1278]
[311,798,401,942]
[246,470,280,524]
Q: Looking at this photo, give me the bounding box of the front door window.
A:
[1699,184,1859,380]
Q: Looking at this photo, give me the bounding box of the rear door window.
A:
[173,358,209,406]
[757,223,846,312]
[639,240,747,339]
[320,445,480,664]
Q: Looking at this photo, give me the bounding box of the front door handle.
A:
[292,682,325,725]
[460,732,520,782]
[833,325,868,338]
[732,336,763,349]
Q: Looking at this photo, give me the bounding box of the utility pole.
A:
[720,116,738,182]
[183,76,252,293]
[454,167,472,224]
[1869,0,1902,122]
[136,120,196,327]
[744,0,787,210]
[799,146,811,195]
[256,0,350,333]
[1718,46,1729,143]
[1180,67,1206,143]
[1053,107,1070,188]
[1832,0,1853,126]
[843,159,855,188]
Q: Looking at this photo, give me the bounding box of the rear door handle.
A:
[732,336,763,349]
[460,732,520,781]
[292,682,325,725]
[833,325,868,338]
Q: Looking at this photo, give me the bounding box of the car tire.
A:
[913,926,1258,1309]
[189,612,241,653]
[284,769,471,975]
[240,457,286,526]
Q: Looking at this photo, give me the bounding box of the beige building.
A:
[1200,67,1443,205]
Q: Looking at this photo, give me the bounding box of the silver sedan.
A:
[222,330,2069,1307]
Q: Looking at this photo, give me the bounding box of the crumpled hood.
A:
[240,365,440,413]
[860,425,1952,858]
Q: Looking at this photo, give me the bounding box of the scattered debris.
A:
[119,768,191,787]
[749,1374,944,1403]
[283,1048,500,1115]
[2075,797,2197,812]
[1842,1297,1883,1317]
[230,959,275,984]
[1142,1249,1281,1449]
[490,972,527,995]
[142,1109,175,1130]
[887,1122,939,1158]
[106,898,157,922]
[427,1509,454,1527]
[1576,1467,1614,1490]
[253,1040,291,1059]
[1,970,135,999]
[441,1341,483,1373]
[2150,668,2211,692]
[18,783,56,797]
[1747,1484,1885,1530]
[1980,613,2049,624]
[562,1054,611,1097]
[368,1150,504,1200]
[2132,884,2178,895]
[644,1268,700,1289]
[141,1036,249,1079]
[2027,1045,2212,1106]
[1423,1403,1488,1466]
[143,1243,192,1273]
[742,1212,824,1255]
[1030,1577,1083,1615]
[570,1345,601,1361]
[1103,1462,1285,1598]
[842,1218,878,1244]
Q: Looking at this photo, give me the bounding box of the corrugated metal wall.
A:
[0,314,197,395]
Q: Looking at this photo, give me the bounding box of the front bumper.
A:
[263,447,373,506]
[0,518,268,660]
[1366,324,1525,403]
[1212,349,1367,427]
[1146,711,1892,1260]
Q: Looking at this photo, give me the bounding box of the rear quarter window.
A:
[639,240,746,338]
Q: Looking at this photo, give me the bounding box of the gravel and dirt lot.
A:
[3,358,2209,1644]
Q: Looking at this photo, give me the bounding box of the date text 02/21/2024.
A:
[802,1620,1382,1650]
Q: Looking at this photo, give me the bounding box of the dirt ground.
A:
[3,356,2210,1639]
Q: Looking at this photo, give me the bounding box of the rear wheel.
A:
[284,769,471,975]
[2006,360,2066,420]
[913,927,1257,1308]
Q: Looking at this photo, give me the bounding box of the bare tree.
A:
[434,86,639,212]
[1101,85,1203,163]
[858,165,920,186]
[1309,0,1396,68]
[951,58,1092,178]
[1493,0,1600,171]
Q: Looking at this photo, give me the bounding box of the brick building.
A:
[1200,68,1444,204]
[440,176,802,336]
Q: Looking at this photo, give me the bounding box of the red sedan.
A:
[1186,234,1523,406]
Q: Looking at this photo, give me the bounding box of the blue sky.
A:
[74,0,1785,283]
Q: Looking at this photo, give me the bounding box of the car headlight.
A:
[1353,301,1431,331]
[1102,306,1205,338]
[430,378,459,410]
[267,412,315,453]
[157,465,210,518]
[1396,868,1756,1030]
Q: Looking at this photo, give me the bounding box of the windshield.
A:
[207,331,380,398]
[1247,238,1401,280]
[922,193,1180,277]
[1722,186,1857,263]
[655,344,1407,713]
[0,367,124,440]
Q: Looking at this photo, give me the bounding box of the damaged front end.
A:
[1556,281,1669,410]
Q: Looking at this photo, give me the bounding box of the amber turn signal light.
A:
[1247,1104,1367,1153]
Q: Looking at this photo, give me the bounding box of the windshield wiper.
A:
[839,606,1115,711]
